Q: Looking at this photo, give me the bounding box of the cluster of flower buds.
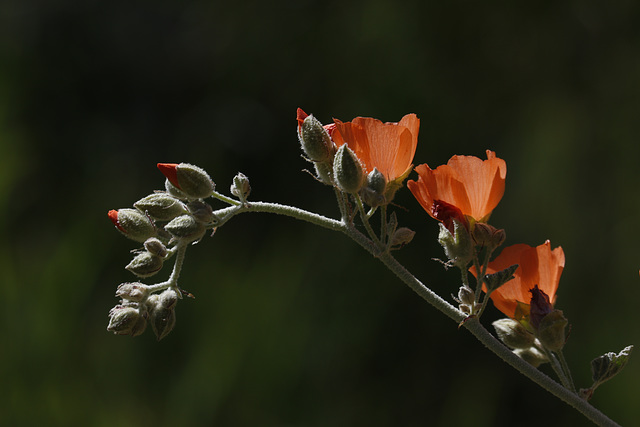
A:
[107,163,224,339]
[107,286,179,340]
[108,163,217,268]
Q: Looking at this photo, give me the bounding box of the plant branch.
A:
[212,199,620,427]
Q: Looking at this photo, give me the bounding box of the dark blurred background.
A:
[1,0,639,426]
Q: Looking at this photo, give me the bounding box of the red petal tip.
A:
[157,163,181,188]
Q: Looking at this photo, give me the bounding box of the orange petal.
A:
[408,151,506,222]
[332,114,419,181]
[473,241,564,318]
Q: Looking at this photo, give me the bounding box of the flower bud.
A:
[165,179,189,200]
[143,237,168,257]
[164,214,206,242]
[438,220,473,269]
[159,288,179,309]
[230,172,251,202]
[126,251,164,278]
[134,193,188,221]
[115,282,151,302]
[313,161,334,185]
[472,223,506,250]
[529,285,554,331]
[298,112,336,162]
[536,309,568,352]
[453,284,476,314]
[107,305,147,337]
[493,318,535,349]
[187,201,217,225]
[157,163,215,199]
[108,208,156,243]
[333,144,364,193]
[513,347,548,368]
[360,168,387,207]
[149,306,176,341]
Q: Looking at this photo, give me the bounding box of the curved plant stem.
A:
[148,242,189,295]
[212,199,620,427]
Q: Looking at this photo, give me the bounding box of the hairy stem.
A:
[213,199,620,427]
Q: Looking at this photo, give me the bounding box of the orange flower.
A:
[474,241,565,319]
[407,150,506,230]
[331,114,420,182]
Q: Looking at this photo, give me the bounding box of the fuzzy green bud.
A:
[126,251,164,278]
[472,222,506,250]
[536,309,568,352]
[108,208,156,243]
[454,284,476,315]
[134,193,188,221]
[159,288,179,309]
[107,305,147,337]
[187,201,217,225]
[438,220,473,269]
[148,302,176,341]
[493,318,536,349]
[157,163,215,199]
[299,114,336,162]
[333,144,364,193]
[165,179,189,200]
[143,237,168,257]
[230,172,251,202]
[115,282,151,302]
[360,168,387,207]
[313,161,334,185]
[164,214,206,242]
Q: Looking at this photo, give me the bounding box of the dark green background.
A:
[1,1,638,426]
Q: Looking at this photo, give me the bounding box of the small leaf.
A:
[484,263,519,293]
[591,345,633,386]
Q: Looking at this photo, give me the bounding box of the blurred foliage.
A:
[1,0,639,426]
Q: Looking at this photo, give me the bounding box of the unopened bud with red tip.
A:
[126,251,164,278]
[164,214,206,242]
[297,109,336,163]
[157,163,215,199]
[107,305,147,337]
[134,193,188,221]
[116,282,151,302]
[108,208,157,243]
[333,144,364,193]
